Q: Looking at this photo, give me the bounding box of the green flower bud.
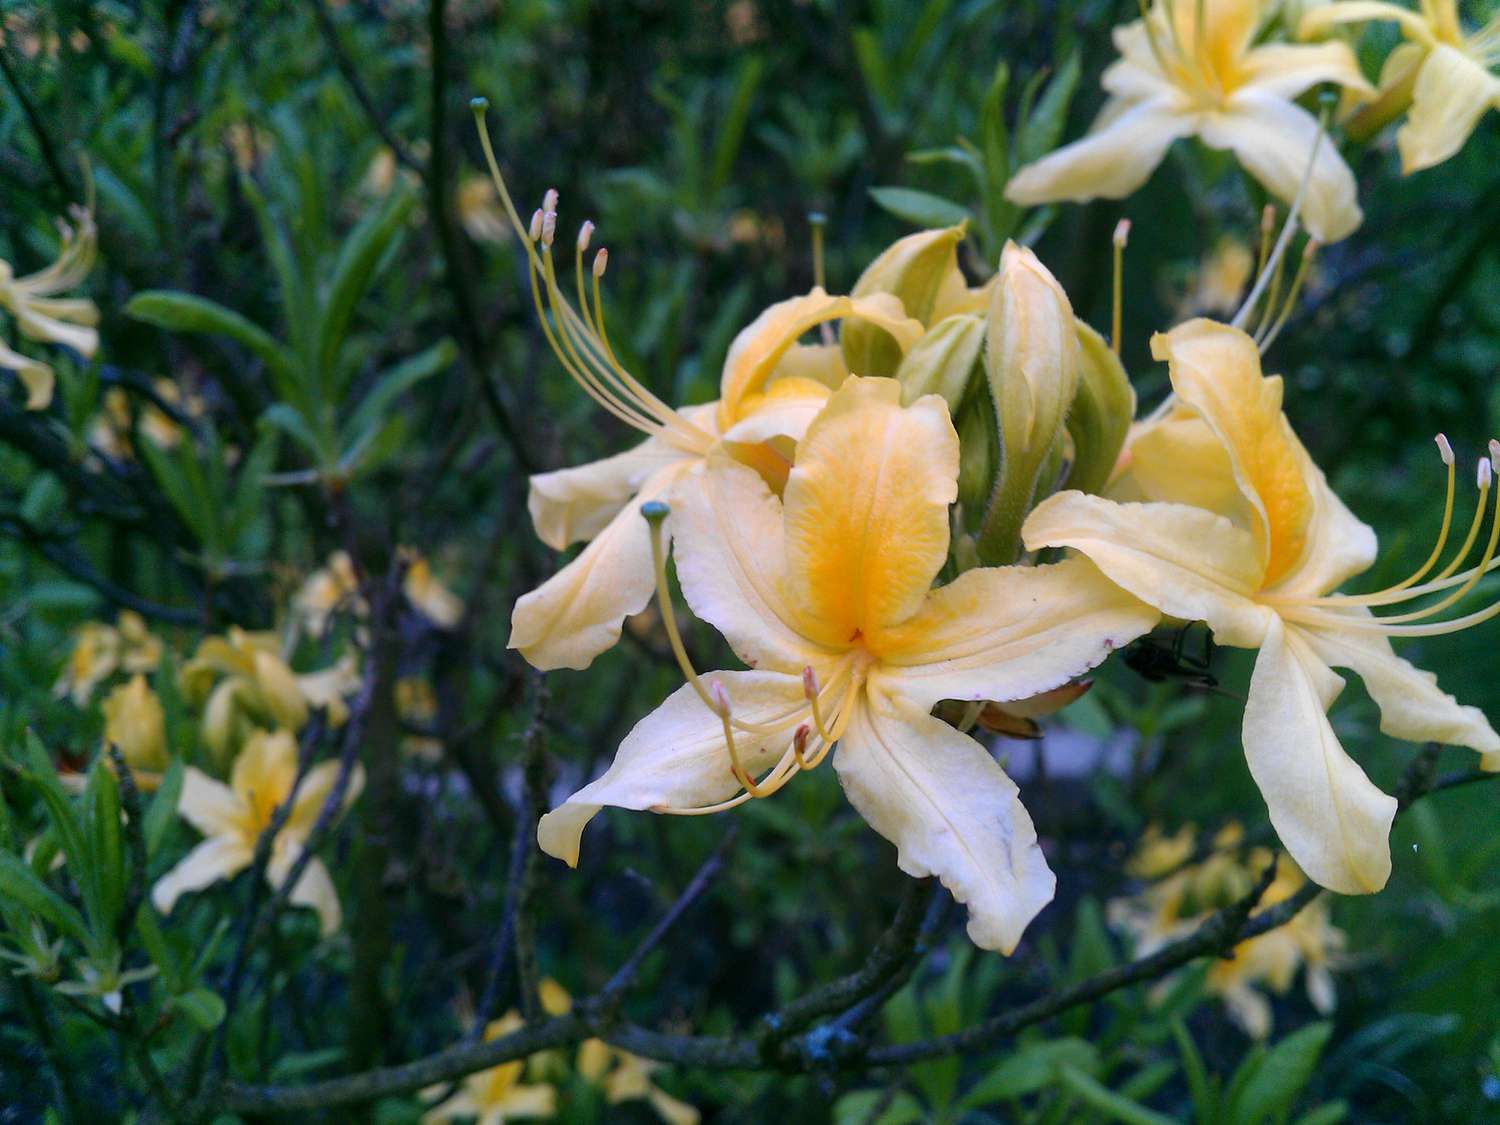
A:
[895,313,985,415]
[842,224,967,377]
[1063,320,1136,496]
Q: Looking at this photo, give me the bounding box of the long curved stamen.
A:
[653,742,808,814]
[1112,220,1130,356]
[1257,239,1320,354]
[803,666,835,741]
[712,680,766,796]
[791,723,812,769]
[810,212,834,346]
[641,503,793,736]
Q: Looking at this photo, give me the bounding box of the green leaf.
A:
[143,760,183,859]
[22,734,89,891]
[960,1038,1101,1107]
[1291,1102,1349,1125]
[832,1089,928,1125]
[1018,52,1081,167]
[1173,1020,1216,1122]
[316,189,417,387]
[341,338,456,450]
[1055,1065,1176,1125]
[261,403,324,459]
[125,291,291,382]
[0,853,90,945]
[1228,1022,1333,1125]
[869,187,971,230]
[709,56,765,198]
[82,761,126,938]
[170,987,227,1030]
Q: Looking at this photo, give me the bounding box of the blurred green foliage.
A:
[1,0,1499,1121]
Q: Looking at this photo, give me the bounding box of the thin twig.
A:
[313,0,424,175]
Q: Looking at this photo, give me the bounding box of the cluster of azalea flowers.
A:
[51,552,463,937]
[482,0,1500,965]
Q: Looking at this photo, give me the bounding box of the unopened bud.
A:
[894,314,984,415]
[253,650,310,731]
[843,223,968,378]
[1063,321,1136,496]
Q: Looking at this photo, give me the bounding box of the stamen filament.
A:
[712,680,765,797]
[1258,239,1319,354]
[1112,219,1130,356]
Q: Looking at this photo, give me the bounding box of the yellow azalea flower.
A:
[1177,235,1256,317]
[469,126,924,672]
[87,379,197,461]
[402,552,465,629]
[100,674,169,789]
[538,376,1157,952]
[293,550,365,638]
[1125,823,1198,878]
[1302,0,1500,172]
[458,175,511,243]
[151,729,364,935]
[1110,828,1343,1038]
[1025,319,1500,895]
[0,206,101,409]
[1006,0,1373,242]
[421,1012,557,1124]
[53,611,162,704]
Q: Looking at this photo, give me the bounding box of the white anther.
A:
[528,209,543,241]
[1261,204,1277,234]
[710,679,732,719]
[801,666,819,699]
[542,188,559,213]
[577,220,594,252]
[1112,219,1131,248]
[1436,434,1454,466]
[592,248,608,278]
[1479,457,1493,490]
[1489,439,1500,473]
[541,211,557,247]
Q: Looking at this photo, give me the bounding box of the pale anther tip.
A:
[542,187,559,213]
[577,220,594,252]
[1112,218,1131,247]
[1436,434,1454,465]
[640,500,670,522]
[1479,457,1493,489]
[801,666,818,696]
[541,210,558,247]
[710,679,731,716]
[528,209,543,242]
[592,248,608,278]
[469,96,489,112]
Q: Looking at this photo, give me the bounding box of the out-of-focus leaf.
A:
[125,292,291,383]
[869,187,971,230]
[1056,1065,1176,1125]
[1018,52,1082,166]
[1226,1022,1332,1125]
[960,1037,1101,1107]
[0,853,89,945]
[170,987,227,1030]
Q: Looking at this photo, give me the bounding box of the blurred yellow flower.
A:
[457,175,510,243]
[421,1012,556,1123]
[53,611,162,704]
[1176,236,1255,317]
[88,379,197,461]
[403,553,465,629]
[151,729,364,935]
[293,551,365,638]
[539,377,1156,953]
[1026,319,1500,895]
[1302,0,1500,173]
[1006,0,1373,241]
[0,206,100,409]
[100,674,169,789]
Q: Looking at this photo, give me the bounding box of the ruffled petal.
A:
[528,434,696,551]
[1201,90,1363,242]
[1397,44,1500,174]
[1299,610,1500,757]
[536,671,806,866]
[1023,492,1273,648]
[834,689,1054,953]
[509,463,690,671]
[782,376,958,647]
[1005,97,1194,206]
[1243,616,1397,894]
[869,557,1157,711]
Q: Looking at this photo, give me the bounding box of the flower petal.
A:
[1397,44,1500,174]
[529,434,696,551]
[1023,491,1272,648]
[150,835,253,915]
[1005,97,1194,206]
[834,689,1055,953]
[1299,610,1500,757]
[782,376,958,646]
[1244,616,1397,894]
[672,458,835,674]
[0,339,55,410]
[177,768,247,838]
[537,671,806,866]
[287,760,367,838]
[1241,41,1375,100]
[509,463,689,671]
[869,557,1157,711]
[268,843,343,936]
[1201,90,1362,242]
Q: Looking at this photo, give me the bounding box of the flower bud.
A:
[1063,321,1136,495]
[100,675,168,773]
[252,650,309,731]
[842,224,968,378]
[976,242,1081,564]
[203,678,250,766]
[895,314,985,415]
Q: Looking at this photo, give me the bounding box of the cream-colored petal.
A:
[497,1084,557,1118]
[1202,90,1363,242]
[509,463,689,671]
[0,338,55,410]
[1299,610,1500,756]
[177,767,247,838]
[1244,617,1396,894]
[782,376,958,647]
[1397,45,1500,173]
[718,378,830,449]
[528,434,693,551]
[1241,41,1375,100]
[1022,492,1273,648]
[646,1086,700,1125]
[1299,2,1440,47]
[267,844,342,936]
[1263,441,1376,600]
[420,1089,479,1123]
[150,835,253,915]
[536,672,806,866]
[834,690,1054,954]
[671,458,834,674]
[286,760,367,838]
[1112,410,1254,526]
[768,343,849,389]
[1005,97,1194,206]
[1220,981,1273,1040]
[14,306,99,356]
[869,557,1157,711]
[231,728,299,815]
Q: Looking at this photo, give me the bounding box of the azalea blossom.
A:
[53,611,162,704]
[538,376,1157,952]
[1301,0,1500,172]
[100,674,170,791]
[1024,318,1500,895]
[468,115,923,672]
[420,1012,558,1123]
[151,729,364,935]
[1110,823,1344,1038]
[293,550,365,639]
[1005,0,1373,242]
[402,551,466,629]
[0,206,101,409]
